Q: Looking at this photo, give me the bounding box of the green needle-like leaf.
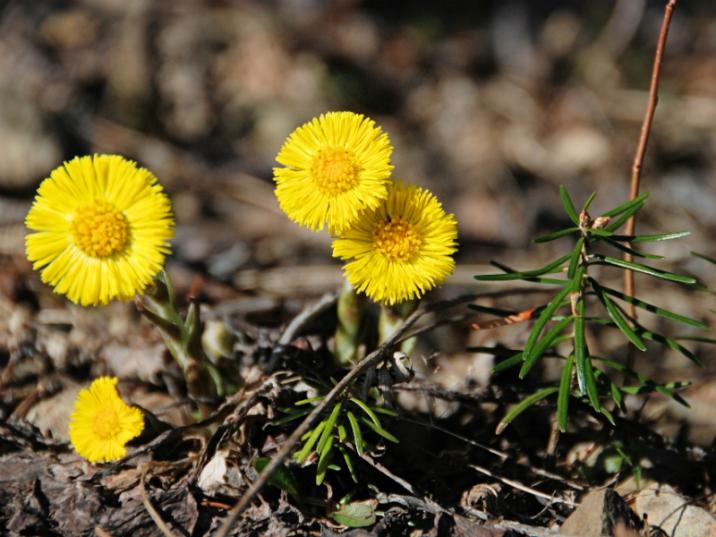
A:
[493,352,525,374]
[574,297,600,411]
[295,396,325,406]
[274,408,312,426]
[346,411,365,456]
[610,381,625,413]
[316,435,334,485]
[317,402,342,454]
[596,283,707,329]
[604,201,646,232]
[601,192,649,218]
[496,386,558,434]
[606,231,690,243]
[475,254,571,281]
[636,328,702,366]
[691,250,716,264]
[350,398,381,427]
[522,284,572,369]
[557,353,574,432]
[600,406,615,425]
[370,405,398,417]
[581,192,598,213]
[338,445,358,483]
[296,420,327,463]
[567,238,584,278]
[534,227,579,243]
[588,228,614,239]
[488,260,569,285]
[559,185,580,225]
[360,417,399,443]
[520,316,573,378]
[595,256,697,284]
[603,238,664,260]
[590,280,647,351]
[673,335,716,344]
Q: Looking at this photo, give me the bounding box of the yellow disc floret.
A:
[310,147,361,196]
[72,200,130,257]
[93,407,123,441]
[373,219,423,262]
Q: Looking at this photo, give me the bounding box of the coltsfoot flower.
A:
[333,182,458,305]
[25,155,174,306]
[273,111,393,233]
[68,376,144,463]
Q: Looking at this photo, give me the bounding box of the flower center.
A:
[93,407,122,441]
[72,200,129,257]
[310,147,360,195]
[373,219,422,262]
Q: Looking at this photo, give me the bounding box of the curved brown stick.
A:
[624,0,678,317]
[214,303,427,537]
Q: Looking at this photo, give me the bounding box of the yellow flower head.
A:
[25,155,174,306]
[333,182,458,305]
[273,111,393,233]
[68,376,144,463]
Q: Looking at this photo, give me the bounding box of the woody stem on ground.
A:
[214,300,434,537]
[623,0,678,319]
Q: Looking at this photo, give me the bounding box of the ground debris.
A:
[561,489,641,537]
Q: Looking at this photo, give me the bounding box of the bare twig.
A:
[397,413,585,490]
[356,449,417,495]
[278,292,338,345]
[214,304,428,537]
[140,465,182,537]
[398,415,509,461]
[623,0,679,317]
[265,292,338,370]
[469,464,576,507]
[377,494,567,537]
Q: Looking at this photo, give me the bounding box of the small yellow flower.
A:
[273,111,393,233]
[68,376,144,463]
[333,182,458,305]
[25,155,174,306]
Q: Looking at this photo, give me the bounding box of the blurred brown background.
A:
[1,0,716,300]
[1,0,716,449]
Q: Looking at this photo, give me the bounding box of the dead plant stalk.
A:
[624,0,678,317]
[214,303,426,537]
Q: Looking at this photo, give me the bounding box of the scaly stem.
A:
[334,281,366,365]
[138,270,222,409]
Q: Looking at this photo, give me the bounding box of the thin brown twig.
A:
[623,0,679,318]
[468,464,576,507]
[140,465,182,537]
[397,413,585,491]
[356,449,417,495]
[214,304,428,537]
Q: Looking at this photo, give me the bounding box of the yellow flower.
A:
[25,155,174,306]
[68,376,144,463]
[333,182,458,305]
[273,111,393,233]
